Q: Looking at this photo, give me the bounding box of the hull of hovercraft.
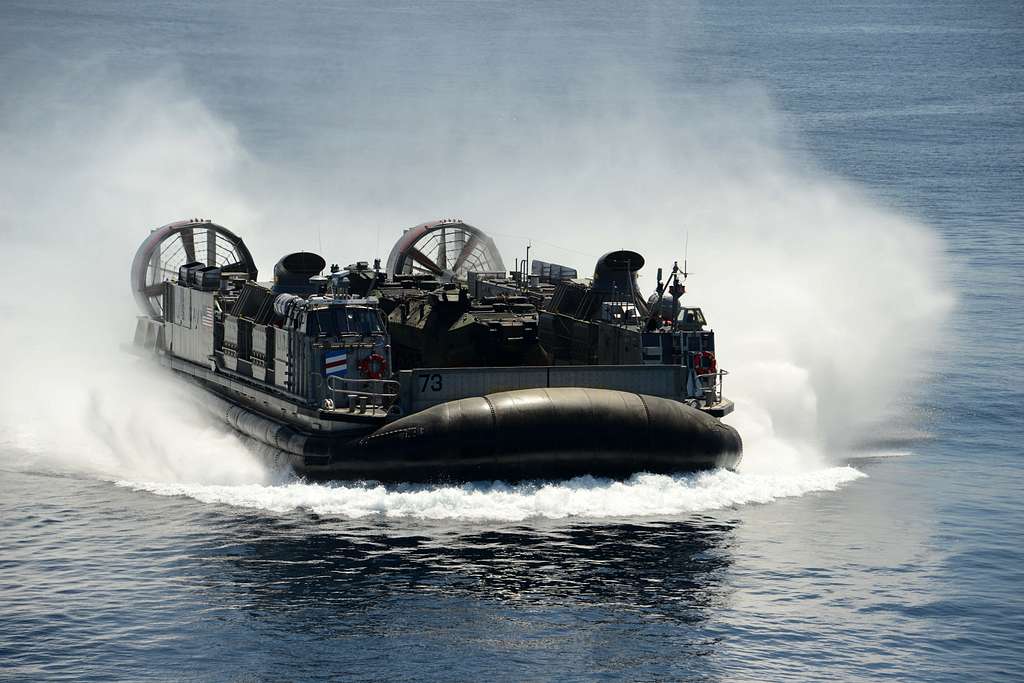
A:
[203,386,742,482]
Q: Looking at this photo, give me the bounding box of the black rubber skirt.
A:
[207,386,742,482]
[326,387,740,481]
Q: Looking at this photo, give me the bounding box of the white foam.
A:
[117,467,866,522]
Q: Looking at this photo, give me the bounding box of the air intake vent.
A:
[272,252,327,295]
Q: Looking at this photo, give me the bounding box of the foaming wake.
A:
[116,467,866,521]
[0,331,282,486]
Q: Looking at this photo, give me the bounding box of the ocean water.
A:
[1,1,1022,681]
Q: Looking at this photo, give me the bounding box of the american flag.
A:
[325,350,348,376]
[201,306,214,328]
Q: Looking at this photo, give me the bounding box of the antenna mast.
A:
[682,230,690,283]
[668,229,690,325]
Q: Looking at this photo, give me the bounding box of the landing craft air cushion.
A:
[129,218,742,481]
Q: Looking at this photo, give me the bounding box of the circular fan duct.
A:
[385,219,505,282]
[130,218,257,319]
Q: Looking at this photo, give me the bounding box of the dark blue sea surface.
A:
[1,1,1022,681]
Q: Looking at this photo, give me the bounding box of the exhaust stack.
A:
[272,252,326,295]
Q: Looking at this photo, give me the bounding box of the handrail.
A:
[326,375,399,398]
[696,369,729,379]
[324,375,400,413]
[696,369,728,405]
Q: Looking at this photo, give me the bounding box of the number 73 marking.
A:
[419,373,443,392]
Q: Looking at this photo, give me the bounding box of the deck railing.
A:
[324,375,400,413]
[696,369,729,406]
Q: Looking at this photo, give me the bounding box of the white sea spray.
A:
[0,57,949,502]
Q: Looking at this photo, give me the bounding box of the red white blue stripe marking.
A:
[325,351,348,376]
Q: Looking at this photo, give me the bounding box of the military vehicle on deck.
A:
[461,244,732,417]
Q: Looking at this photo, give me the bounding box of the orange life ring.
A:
[691,351,717,374]
[704,351,717,374]
[359,353,387,380]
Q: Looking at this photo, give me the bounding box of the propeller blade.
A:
[452,234,480,272]
[438,226,447,270]
[206,228,217,266]
[181,227,197,263]
[407,247,443,275]
[149,241,161,281]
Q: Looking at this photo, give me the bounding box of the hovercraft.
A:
[129,218,741,481]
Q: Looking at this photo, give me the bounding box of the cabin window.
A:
[309,307,384,336]
[337,308,384,334]
[680,308,706,327]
